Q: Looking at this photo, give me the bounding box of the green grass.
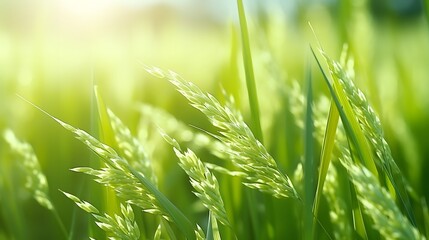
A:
[1,1,429,239]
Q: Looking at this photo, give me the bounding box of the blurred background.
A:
[1,0,429,239]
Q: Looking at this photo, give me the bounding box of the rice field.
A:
[1,0,429,239]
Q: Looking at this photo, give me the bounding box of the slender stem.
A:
[236,1,264,239]
[313,101,339,216]
[236,0,263,143]
[51,207,69,240]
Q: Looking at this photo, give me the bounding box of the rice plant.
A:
[1,0,429,239]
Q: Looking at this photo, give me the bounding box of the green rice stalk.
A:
[94,86,121,220]
[163,132,230,239]
[340,159,425,240]
[62,191,140,240]
[311,48,368,238]
[3,129,53,210]
[145,66,298,200]
[108,108,156,184]
[24,99,196,240]
[173,147,230,227]
[313,101,339,217]
[328,48,416,225]
[3,129,68,238]
[236,0,263,143]
[313,47,378,179]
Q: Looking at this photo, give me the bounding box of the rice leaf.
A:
[94,86,117,148]
[313,101,339,216]
[94,85,121,220]
[236,0,263,143]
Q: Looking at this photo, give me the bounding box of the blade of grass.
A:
[339,48,416,226]
[321,53,378,178]
[236,0,263,143]
[235,2,264,237]
[311,49,368,239]
[308,27,378,178]
[303,63,315,240]
[93,86,120,222]
[313,101,339,217]
[206,212,221,240]
[206,212,214,240]
[94,85,117,150]
[89,77,105,239]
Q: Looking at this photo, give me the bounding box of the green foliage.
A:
[1,1,429,240]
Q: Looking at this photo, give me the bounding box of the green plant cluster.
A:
[1,0,429,239]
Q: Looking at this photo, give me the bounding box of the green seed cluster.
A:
[174,147,230,226]
[3,129,54,210]
[147,66,298,199]
[62,191,140,240]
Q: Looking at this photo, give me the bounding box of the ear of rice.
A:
[139,104,227,160]
[62,191,140,240]
[145,66,298,200]
[311,47,378,178]
[340,159,424,240]
[173,147,230,227]
[3,129,53,211]
[3,128,69,238]
[107,108,157,184]
[322,46,416,225]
